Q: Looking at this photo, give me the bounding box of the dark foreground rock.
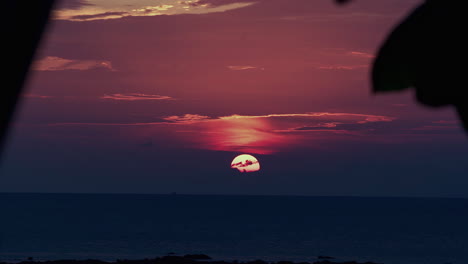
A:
[1,254,381,264]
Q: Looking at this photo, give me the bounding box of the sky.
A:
[1,0,468,197]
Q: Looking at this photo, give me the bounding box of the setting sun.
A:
[231,154,260,173]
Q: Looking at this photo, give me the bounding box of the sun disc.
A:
[231,154,260,173]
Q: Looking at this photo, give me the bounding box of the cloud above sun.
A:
[101,93,173,101]
[227,65,260,71]
[34,56,114,71]
[47,112,398,154]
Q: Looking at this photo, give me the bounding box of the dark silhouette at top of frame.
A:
[339,0,468,130]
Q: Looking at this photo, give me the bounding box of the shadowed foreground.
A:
[0,255,380,264]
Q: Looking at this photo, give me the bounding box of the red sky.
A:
[2,0,468,197]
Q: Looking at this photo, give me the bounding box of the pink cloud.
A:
[101,93,173,101]
[23,94,53,99]
[227,65,261,70]
[70,12,129,21]
[33,56,114,71]
[317,64,368,70]
[164,114,211,123]
[347,51,375,58]
[218,112,394,122]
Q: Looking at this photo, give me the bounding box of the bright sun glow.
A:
[231,154,260,173]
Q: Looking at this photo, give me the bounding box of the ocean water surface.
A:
[1,193,468,264]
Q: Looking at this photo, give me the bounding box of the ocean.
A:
[1,193,467,264]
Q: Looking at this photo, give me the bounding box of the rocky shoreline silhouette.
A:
[0,254,381,264]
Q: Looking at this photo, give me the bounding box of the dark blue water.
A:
[1,193,468,264]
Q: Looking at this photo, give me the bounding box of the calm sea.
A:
[1,193,468,264]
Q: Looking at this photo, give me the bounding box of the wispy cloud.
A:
[290,121,391,133]
[101,93,173,101]
[164,114,211,123]
[34,56,114,71]
[70,11,129,20]
[317,64,368,70]
[23,94,53,99]
[218,113,394,122]
[49,112,394,127]
[347,51,375,58]
[132,5,174,13]
[227,65,261,71]
[182,0,256,8]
